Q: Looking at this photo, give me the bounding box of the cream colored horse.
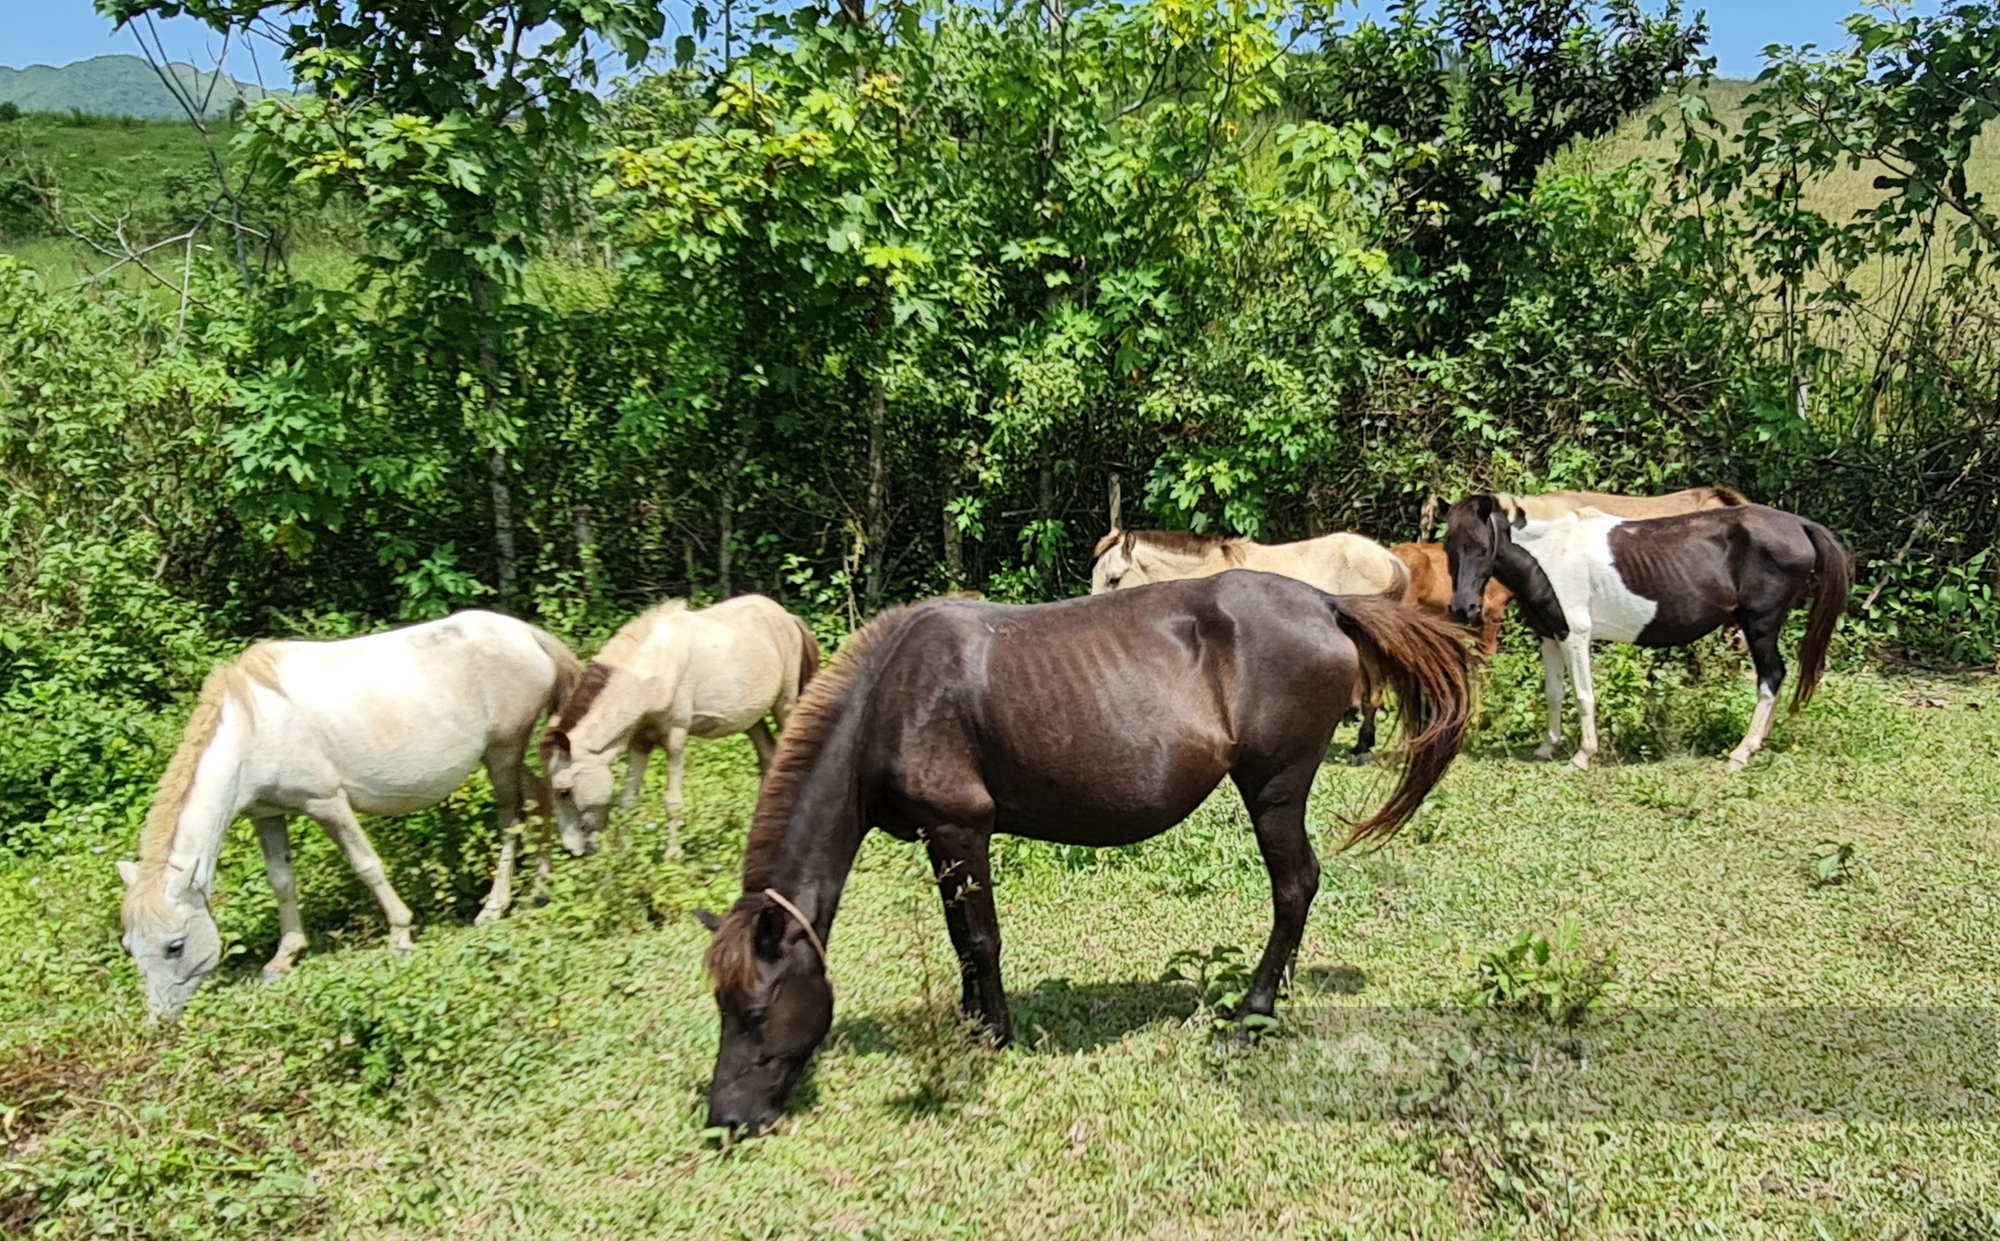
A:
[117,611,582,1020]
[1091,528,1409,757]
[1509,485,1746,522]
[1090,528,1410,598]
[540,594,819,855]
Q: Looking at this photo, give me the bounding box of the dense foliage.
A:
[3,0,1999,848]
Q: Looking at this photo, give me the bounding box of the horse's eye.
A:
[743,1007,767,1025]
[166,939,186,958]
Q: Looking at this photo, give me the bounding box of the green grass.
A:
[5,659,2000,1238]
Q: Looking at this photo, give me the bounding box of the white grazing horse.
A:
[540,594,818,855]
[117,611,581,1020]
[1091,527,1410,757]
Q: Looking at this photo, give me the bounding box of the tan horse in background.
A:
[1092,528,1409,757]
[541,594,819,855]
[1511,485,1747,523]
[117,611,582,1020]
[1091,528,1409,598]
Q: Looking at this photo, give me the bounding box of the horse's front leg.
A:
[253,815,310,981]
[1562,634,1599,771]
[619,737,651,808]
[1534,638,1567,761]
[1234,762,1320,1019]
[923,826,1011,1045]
[306,794,415,952]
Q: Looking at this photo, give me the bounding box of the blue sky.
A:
[2,0,1908,82]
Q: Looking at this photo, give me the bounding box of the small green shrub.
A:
[1458,918,1616,1027]
[1809,840,1869,888]
[1163,943,1280,1037]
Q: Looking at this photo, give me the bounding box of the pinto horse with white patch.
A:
[1443,496,1850,772]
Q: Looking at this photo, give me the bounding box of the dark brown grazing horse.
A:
[696,572,1473,1131]
[1444,496,1850,771]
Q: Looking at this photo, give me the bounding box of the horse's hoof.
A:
[474,907,503,927]
[1533,745,1557,762]
[258,968,286,984]
[389,933,416,954]
[1569,754,1592,772]
[1723,756,1748,775]
[1347,750,1375,767]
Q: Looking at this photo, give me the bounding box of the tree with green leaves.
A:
[100,0,665,609]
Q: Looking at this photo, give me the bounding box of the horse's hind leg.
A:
[923,826,1011,1044]
[1534,638,1567,761]
[307,794,415,952]
[477,742,530,926]
[748,719,777,773]
[1726,614,1787,773]
[254,815,310,981]
[1233,762,1320,1018]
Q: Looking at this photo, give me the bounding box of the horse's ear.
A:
[541,728,571,763]
[751,900,790,960]
[693,908,722,933]
[115,859,139,889]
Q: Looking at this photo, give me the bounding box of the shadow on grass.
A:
[833,976,1199,1064]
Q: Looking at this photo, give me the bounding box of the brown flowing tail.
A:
[1792,519,1852,713]
[791,614,821,694]
[1325,593,1474,849]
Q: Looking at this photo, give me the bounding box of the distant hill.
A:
[0,55,288,120]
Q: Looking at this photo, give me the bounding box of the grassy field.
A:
[5,649,1999,1239]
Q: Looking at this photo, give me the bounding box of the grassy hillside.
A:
[0,56,285,121]
[4,664,1998,1236]
[1568,76,2000,228]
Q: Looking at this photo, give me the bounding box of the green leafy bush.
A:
[1458,918,1616,1027]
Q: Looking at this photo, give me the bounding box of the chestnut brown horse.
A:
[696,572,1473,1131]
[1394,543,1510,656]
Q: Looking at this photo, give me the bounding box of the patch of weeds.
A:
[1458,918,1615,1028]
[200,933,574,1115]
[1415,1113,1598,1236]
[1809,840,1871,888]
[1163,943,1280,1043]
[1927,1201,2000,1241]
[883,840,994,1118]
[5,1128,317,1238]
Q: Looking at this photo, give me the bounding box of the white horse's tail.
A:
[530,627,586,715]
[791,614,821,694]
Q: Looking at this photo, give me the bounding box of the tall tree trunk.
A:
[467,267,516,610]
[1107,471,1122,532]
[1037,459,1056,585]
[943,466,964,586]
[718,431,752,598]
[864,365,890,611]
[573,502,596,604]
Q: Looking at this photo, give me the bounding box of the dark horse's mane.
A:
[1094,528,1250,563]
[706,598,941,992]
